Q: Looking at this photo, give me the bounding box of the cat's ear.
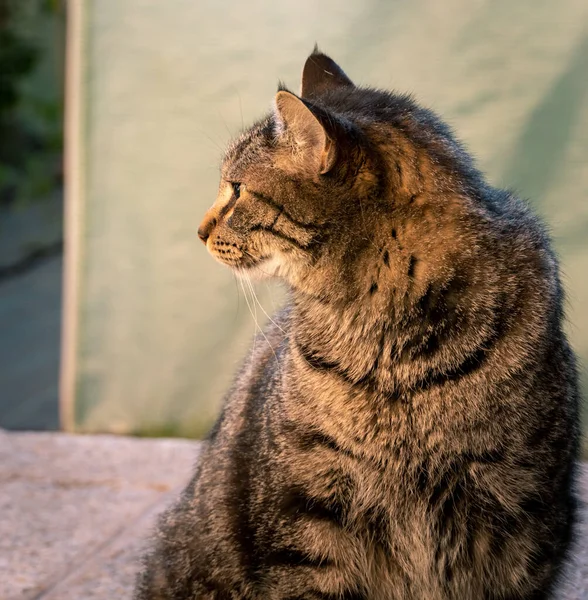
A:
[274,90,337,174]
[301,47,354,99]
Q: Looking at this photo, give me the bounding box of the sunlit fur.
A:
[135,49,580,600]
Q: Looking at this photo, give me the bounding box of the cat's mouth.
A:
[240,255,281,280]
[208,242,279,278]
[227,253,281,280]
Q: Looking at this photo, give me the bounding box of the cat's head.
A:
[198,49,482,301]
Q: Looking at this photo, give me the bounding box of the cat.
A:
[134,49,581,600]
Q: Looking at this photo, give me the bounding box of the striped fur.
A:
[135,49,580,600]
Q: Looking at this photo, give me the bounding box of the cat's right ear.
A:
[274,90,337,175]
[301,47,354,99]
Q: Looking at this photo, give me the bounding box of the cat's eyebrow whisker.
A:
[217,109,234,140]
[196,126,226,154]
[236,89,244,130]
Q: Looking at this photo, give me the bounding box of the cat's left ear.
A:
[274,90,337,174]
[301,48,354,99]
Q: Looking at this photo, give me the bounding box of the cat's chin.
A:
[235,255,282,281]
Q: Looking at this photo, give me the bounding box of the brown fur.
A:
[135,49,580,600]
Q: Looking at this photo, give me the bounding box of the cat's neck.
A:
[288,289,400,396]
[286,265,513,398]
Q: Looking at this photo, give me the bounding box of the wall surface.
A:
[65,0,588,442]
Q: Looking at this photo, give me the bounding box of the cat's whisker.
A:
[231,272,242,330]
[238,269,280,368]
[237,89,244,131]
[237,271,257,356]
[243,273,282,369]
[244,272,285,335]
[241,250,275,277]
[246,272,260,337]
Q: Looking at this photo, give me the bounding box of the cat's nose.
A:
[198,215,217,244]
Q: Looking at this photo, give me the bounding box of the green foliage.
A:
[0,0,63,208]
[41,0,63,12]
[0,28,37,114]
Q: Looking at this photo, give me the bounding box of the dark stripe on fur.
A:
[411,291,509,391]
[250,224,312,251]
[280,485,346,527]
[264,546,333,569]
[284,421,358,461]
[249,191,323,231]
[218,194,238,220]
[407,255,417,278]
[313,591,367,600]
[295,332,388,393]
[415,342,493,391]
[296,339,352,377]
[283,590,366,600]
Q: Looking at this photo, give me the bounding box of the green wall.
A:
[66,0,588,447]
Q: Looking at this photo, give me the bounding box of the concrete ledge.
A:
[0,431,201,599]
[1,431,587,599]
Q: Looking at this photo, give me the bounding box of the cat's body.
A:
[135,51,580,600]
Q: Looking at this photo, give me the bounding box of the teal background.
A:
[69,0,588,446]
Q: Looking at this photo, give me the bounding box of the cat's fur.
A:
[135,50,580,600]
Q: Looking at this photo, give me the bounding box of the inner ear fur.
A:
[274,90,337,174]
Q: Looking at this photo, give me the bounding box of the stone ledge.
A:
[0,431,201,599]
[1,431,586,599]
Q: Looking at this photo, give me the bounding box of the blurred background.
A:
[0,0,586,453]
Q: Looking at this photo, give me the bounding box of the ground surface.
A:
[1,431,587,599]
[0,431,200,599]
[0,255,61,430]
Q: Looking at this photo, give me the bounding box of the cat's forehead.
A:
[222,116,275,177]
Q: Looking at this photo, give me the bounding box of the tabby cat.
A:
[135,49,580,600]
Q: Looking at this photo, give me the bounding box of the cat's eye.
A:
[231,182,241,199]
